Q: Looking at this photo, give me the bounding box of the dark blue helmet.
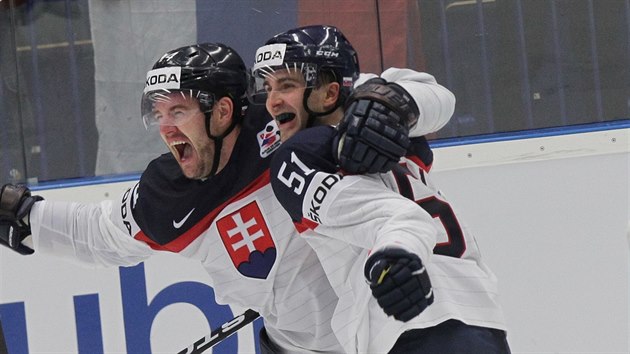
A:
[249,25,360,104]
[142,43,247,128]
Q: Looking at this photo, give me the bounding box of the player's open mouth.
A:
[171,141,193,161]
[275,113,296,124]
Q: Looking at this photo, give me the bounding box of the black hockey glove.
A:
[334,78,420,174]
[0,184,43,255]
[364,248,434,322]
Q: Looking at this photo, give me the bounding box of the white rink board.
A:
[431,127,629,353]
[1,127,628,353]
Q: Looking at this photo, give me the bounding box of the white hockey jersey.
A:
[269,89,507,352]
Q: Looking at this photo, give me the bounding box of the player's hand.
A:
[334,78,420,174]
[0,184,43,255]
[364,248,434,322]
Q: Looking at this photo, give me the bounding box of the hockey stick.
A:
[177,309,260,354]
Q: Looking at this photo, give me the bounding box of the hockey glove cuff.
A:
[0,184,43,255]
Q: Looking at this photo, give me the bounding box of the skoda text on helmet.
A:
[249,25,360,122]
[141,43,248,177]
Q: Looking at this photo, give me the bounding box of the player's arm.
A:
[271,126,436,250]
[269,126,340,223]
[32,184,153,266]
[361,68,456,137]
[1,182,153,266]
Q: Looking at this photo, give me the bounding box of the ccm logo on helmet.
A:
[316,50,339,58]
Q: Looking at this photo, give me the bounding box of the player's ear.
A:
[215,96,234,126]
[323,82,340,110]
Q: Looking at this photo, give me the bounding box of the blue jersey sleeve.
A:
[270,126,339,222]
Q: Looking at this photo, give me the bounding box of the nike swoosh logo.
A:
[173,208,195,229]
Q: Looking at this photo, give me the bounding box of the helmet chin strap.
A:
[303,87,342,127]
[203,111,238,178]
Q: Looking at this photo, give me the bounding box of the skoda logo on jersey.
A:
[216,201,276,279]
[144,66,182,93]
[303,172,342,224]
[257,120,281,158]
[253,43,286,71]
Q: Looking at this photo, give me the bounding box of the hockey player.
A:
[0,41,453,353]
[251,25,511,353]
